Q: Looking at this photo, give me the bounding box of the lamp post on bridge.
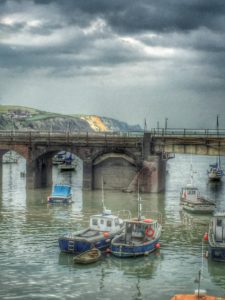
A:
[165,117,168,131]
[216,114,219,136]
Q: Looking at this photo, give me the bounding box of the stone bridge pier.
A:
[26,155,53,189]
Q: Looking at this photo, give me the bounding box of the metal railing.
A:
[0,128,225,140]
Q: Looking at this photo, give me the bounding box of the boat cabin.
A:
[212,212,225,243]
[51,184,72,197]
[89,210,123,233]
[181,185,199,201]
[125,218,158,242]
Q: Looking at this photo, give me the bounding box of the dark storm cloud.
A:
[32,0,225,33]
[0,0,225,73]
[0,0,225,129]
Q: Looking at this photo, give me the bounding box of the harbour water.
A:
[0,154,225,300]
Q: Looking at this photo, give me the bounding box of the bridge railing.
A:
[150,128,225,137]
[0,128,225,139]
[0,130,144,144]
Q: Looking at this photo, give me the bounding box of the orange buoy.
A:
[155,243,160,249]
[144,219,153,223]
[103,232,110,238]
[203,232,208,241]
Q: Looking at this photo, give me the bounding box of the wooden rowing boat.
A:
[73,248,101,264]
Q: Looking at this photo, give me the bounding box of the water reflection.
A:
[0,154,225,300]
[207,259,225,289]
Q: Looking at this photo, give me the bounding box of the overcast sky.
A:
[0,0,225,129]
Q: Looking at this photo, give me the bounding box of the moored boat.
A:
[171,292,225,300]
[58,153,76,171]
[52,151,67,165]
[73,248,101,264]
[47,184,72,204]
[207,160,224,181]
[171,270,225,300]
[110,193,162,258]
[180,166,215,214]
[58,208,130,253]
[207,211,225,261]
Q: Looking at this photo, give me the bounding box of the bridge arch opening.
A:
[92,152,138,190]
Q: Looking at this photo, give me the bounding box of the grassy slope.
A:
[0,105,78,121]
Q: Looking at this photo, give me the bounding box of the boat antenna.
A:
[190,152,194,186]
[197,269,201,299]
[137,181,142,221]
[101,177,106,212]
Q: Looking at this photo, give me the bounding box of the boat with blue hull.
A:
[207,211,225,261]
[58,209,130,253]
[47,184,72,204]
[110,193,162,258]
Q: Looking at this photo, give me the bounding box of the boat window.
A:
[100,219,104,225]
[188,190,196,195]
[106,220,112,227]
[92,219,98,226]
[217,219,222,227]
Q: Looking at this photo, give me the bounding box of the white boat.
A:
[52,151,66,165]
[207,158,224,181]
[180,165,215,214]
[58,153,76,171]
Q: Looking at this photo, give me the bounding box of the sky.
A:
[0,0,225,129]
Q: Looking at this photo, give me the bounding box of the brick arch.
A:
[91,148,139,190]
[31,148,82,162]
[92,148,139,166]
[0,144,29,160]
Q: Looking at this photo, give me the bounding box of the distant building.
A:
[7,109,31,119]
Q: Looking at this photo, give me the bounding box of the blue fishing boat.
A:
[47,184,72,204]
[58,208,128,253]
[207,211,225,261]
[58,182,130,253]
[110,194,162,258]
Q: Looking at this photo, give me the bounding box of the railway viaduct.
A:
[0,129,225,193]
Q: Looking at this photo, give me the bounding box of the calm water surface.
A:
[0,154,225,300]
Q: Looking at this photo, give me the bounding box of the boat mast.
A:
[137,181,142,221]
[101,177,106,212]
[216,115,221,167]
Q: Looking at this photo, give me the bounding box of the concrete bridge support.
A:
[126,155,166,193]
[26,156,52,189]
[83,159,93,190]
[0,154,2,189]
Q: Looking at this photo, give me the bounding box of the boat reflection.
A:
[180,210,210,228]
[207,259,225,291]
[110,252,161,279]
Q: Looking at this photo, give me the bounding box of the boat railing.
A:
[141,211,162,224]
[117,210,132,220]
